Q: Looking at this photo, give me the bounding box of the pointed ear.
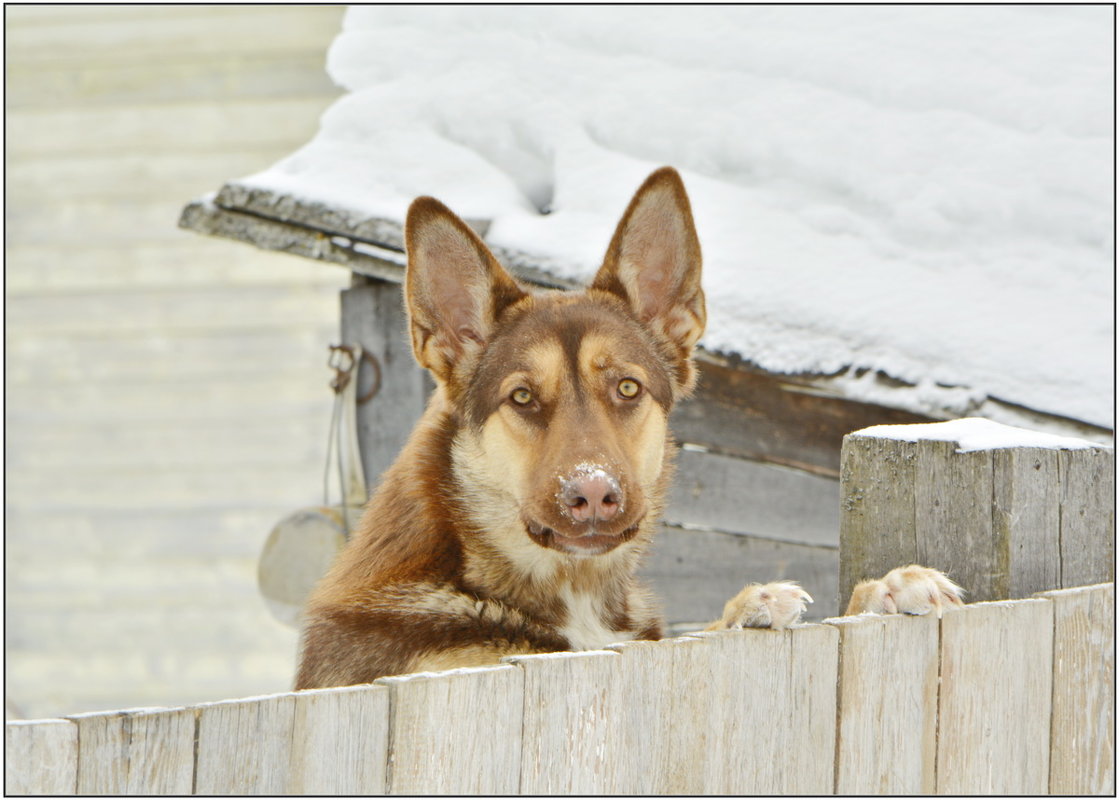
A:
[404,197,527,383]
[592,167,706,371]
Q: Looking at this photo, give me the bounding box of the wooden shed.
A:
[178,8,1113,626]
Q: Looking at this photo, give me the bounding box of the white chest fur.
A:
[558,587,634,651]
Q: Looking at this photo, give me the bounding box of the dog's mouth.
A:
[524,518,643,557]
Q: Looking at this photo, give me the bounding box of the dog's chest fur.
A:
[558,585,634,650]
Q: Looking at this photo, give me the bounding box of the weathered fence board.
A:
[193,692,296,794]
[70,707,194,794]
[1059,447,1116,587]
[512,650,627,794]
[378,665,522,794]
[686,626,838,794]
[829,612,939,794]
[5,718,78,794]
[607,636,700,793]
[936,599,1054,794]
[1039,583,1115,794]
[287,684,389,794]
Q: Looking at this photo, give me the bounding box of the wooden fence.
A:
[6,582,1113,795]
[7,421,1114,795]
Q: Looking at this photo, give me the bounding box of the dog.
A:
[295,167,963,689]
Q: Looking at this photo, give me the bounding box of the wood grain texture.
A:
[642,524,838,625]
[839,434,919,612]
[341,282,433,488]
[914,439,998,600]
[5,719,78,794]
[683,625,838,794]
[511,650,628,794]
[288,684,390,794]
[1038,583,1115,794]
[193,692,296,794]
[994,447,1061,597]
[606,637,699,794]
[1059,447,1116,588]
[936,599,1054,794]
[667,448,839,546]
[70,707,195,794]
[378,666,523,795]
[829,612,939,794]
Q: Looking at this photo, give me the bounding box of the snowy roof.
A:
[218,7,1114,431]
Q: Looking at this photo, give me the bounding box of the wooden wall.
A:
[5,5,349,719]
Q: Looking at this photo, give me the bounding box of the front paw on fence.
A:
[846,564,964,617]
[708,581,813,631]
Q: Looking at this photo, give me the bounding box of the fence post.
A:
[840,418,1114,610]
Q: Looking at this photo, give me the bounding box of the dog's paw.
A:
[846,564,964,617]
[708,581,813,631]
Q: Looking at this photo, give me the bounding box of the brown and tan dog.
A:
[295,167,962,689]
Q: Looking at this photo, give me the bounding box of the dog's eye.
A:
[617,379,642,400]
[510,387,534,406]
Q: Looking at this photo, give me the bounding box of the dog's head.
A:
[404,168,705,561]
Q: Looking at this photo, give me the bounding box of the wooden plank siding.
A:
[5,5,349,720]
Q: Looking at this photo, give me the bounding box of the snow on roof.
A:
[234,6,1114,429]
[853,417,1105,453]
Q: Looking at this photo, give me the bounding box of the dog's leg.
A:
[705,581,814,631]
[845,564,964,617]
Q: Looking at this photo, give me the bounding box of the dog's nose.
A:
[560,470,622,524]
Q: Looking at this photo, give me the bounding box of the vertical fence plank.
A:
[829,613,939,793]
[512,650,625,794]
[1038,583,1115,794]
[70,707,195,794]
[936,599,1053,794]
[378,665,522,794]
[1059,448,1116,588]
[680,626,837,794]
[194,692,296,794]
[608,636,700,794]
[839,434,919,611]
[5,719,78,794]
[288,684,390,794]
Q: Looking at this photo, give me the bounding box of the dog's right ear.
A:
[404,197,527,384]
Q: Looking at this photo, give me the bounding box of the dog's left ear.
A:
[592,167,706,390]
[404,197,527,385]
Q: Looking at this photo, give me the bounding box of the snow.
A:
[234,6,1114,429]
[854,417,1105,453]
